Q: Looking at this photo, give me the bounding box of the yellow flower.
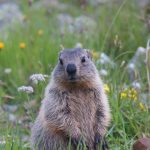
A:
[38,30,43,36]
[0,42,4,49]
[120,92,127,99]
[131,88,137,95]
[139,102,147,112]
[132,95,137,101]
[104,84,110,93]
[92,50,99,60]
[120,88,138,101]
[19,42,26,49]
[128,88,138,101]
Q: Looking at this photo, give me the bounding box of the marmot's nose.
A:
[66,64,76,75]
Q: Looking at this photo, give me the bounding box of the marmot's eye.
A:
[59,58,63,65]
[81,56,86,63]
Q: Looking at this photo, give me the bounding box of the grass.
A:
[0,0,150,149]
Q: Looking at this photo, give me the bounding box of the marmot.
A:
[31,48,111,150]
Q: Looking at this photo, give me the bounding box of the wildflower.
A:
[18,86,34,94]
[92,50,99,60]
[38,29,43,36]
[100,69,108,77]
[19,42,26,49]
[137,47,146,55]
[130,88,137,95]
[120,92,127,99]
[139,102,147,112]
[127,63,135,70]
[4,68,12,74]
[0,42,4,49]
[130,94,137,101]
[120,88,138,101]
[75,42,82,48]
[0,139,6,145]
[98,53,115,66]
[29,74,49,84]
[104,84,110,93]
[132,81,141,90]
[128,88,138,101]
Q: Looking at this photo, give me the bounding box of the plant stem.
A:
[146,40,150,99]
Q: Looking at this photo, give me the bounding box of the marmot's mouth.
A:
[68,76,78,82]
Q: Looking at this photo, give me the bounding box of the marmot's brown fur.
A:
[31,48,111,150]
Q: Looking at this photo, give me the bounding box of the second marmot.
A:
[31,48,111,150]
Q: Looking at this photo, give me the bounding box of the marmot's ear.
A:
[85,49,92,60]
[59,51,63,58]
[59,45,64,57]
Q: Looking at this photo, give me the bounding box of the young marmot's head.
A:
[52,48,99,87]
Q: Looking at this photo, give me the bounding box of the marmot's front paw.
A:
[94,132,101,144]
[94,133,109,150]
[71,137,88,150]
[94,133,101,150]
[102,138,108,150]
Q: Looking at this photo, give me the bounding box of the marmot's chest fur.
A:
[62,88,97,135]
[46,87,98,145]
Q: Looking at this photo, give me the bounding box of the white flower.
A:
[128,63,135,70]
[98,53,115,66]
[75,42,83,48]
[29,74,48,84]
[137,47,146,55]
[100,53,111,63]
[98,59,105,65]
[17,86,34,94]
[0,139,6,145]
[4,68,12,74]
[100,69,108,76]
[132,81,141,90]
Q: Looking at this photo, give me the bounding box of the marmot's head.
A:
[52,48,99,87]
